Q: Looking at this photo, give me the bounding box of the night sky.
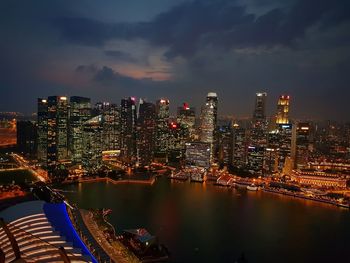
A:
[1,0,350,120]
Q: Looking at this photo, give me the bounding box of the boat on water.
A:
[247,184,258,191]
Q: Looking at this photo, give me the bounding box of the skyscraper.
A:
[69,96,91,164]
[37,98,48,165]
[276,95,290,125]
[232,123,247,169]
[102,104,121,151]
[295,122,312,169]
[248,92,268,175]
[155,98,170,162]
[217,125,233,167]
[82,115,103,171]
[137,99,156,167]
[253,92,267,122]
[17,120,37,157]
[185,142,211,168]
[47,96,69,169]
[267,124,293,174]
[200,92,218,163]
[168,121,189,163]
[120,97,137,164]
[177,103,196,140]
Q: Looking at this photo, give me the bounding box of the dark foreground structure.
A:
[0,200,97,262]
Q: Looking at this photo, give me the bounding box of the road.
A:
[11,153,48,182]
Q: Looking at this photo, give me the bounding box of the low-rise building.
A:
[290,170,347,188]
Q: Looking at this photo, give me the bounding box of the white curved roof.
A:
[0,201,92,263]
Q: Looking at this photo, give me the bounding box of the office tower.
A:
[136,99,156,167]
[207,92,218,126]
[82,115,103,171]
[247,92,268,175]
[276,95,290,125]
[37,98,48,165]
[295,122,312,169]
[253,92,267,122]
[47,96,69,169]
[200,92,218,163]
[185,142,211,168]
[217,125,233,167]
[102,104,121,151]
[168,121,189,163]
[120,97,137,164]
[232,123,247,169]
[69,96,91,164]
[155,98,170,162]
[177,103,196,140]
[267,124,293,174]
[17,120,37,157]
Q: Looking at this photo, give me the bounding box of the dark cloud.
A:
[1,0,350,120]
[104,50,137,62]
[53,0,350,58]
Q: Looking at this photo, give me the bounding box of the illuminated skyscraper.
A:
[206,92,218,127]
[155,98,170,162]
[295,122,312,169]
[37,98,48,165]
[82,115,103,171]
[185,142,211,168]
[253,92,267,122]
[177,103,196,140]
[267,124,293,174]
[232,123,247,169]
[200,92,218,163]
[168,121,189,163]
[217,125,233,166]
[120,97,137,164]
[47,96,69,169]
[102,104,121,151]
[69,96,91,164]
[137,99,156,167]
[276,95,290,125]
[248,92,268,175]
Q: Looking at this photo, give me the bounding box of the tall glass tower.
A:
[155,98,170,162]
[69,96,91,164]
[137,99,156,167]
[200,92,218,164]
[37,98,48,165]
[276,95,290,125]
[120,97,137,164]
[47,96,69,169]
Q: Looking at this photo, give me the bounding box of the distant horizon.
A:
[0,92,349,123]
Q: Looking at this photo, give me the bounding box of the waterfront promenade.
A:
[64,176,156,185]
[80,209,140,263]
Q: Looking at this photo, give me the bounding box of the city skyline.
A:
[1,2,350,263]
[1,0,350,120]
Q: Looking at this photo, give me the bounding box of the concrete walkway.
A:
[80,209,140,263]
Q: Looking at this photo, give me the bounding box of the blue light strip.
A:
[43,203,97,263]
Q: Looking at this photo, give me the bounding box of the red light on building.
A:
[170,122,178,129]
[183,102,190,110]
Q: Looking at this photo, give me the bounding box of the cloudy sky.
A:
[1,0,350,120]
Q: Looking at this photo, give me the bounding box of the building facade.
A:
[69,96,91,164]
[37,98,48,165]
[120,97,137,164]
[137,99,156,167]
[47,96,69,170]
[155,99,170,162]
